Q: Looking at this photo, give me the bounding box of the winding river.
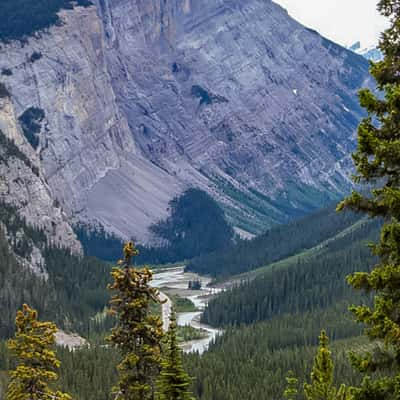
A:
[152,267,222,354]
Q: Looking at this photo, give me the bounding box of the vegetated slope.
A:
[0,202,113,338]
[147,189,234,260]
[0,227,47,338]
[0,113,81,254]
[185,309,366,400]
[0,0,92,41]
[0,309,365,400]
[203,217,379,327]
[186,205,363,278]
[0,306,368,400]
[0,208,379,400]
[182,216,381,400]
[77,189,234,264]
[0,0,371,241]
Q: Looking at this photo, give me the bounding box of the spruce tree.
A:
[304,331,352,400]
[157,310,194,400]
[336,1,400,398]
[107,242,164,400]
[284,371,299,400]
[7,304,71,400]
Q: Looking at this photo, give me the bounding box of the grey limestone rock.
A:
[0,0,372,240]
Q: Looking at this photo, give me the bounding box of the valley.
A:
[153,267,222,354]
[1,0,399,400]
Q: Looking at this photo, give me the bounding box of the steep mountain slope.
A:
[187,205,362,278]
[203,216,379,326]
[0,0,371,241]
[0,93,81,261]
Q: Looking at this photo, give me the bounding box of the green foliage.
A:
[157,311,194,400]
[107,243,163,400]
[188,280,201,290]
[303,331,353,400]
[184,309,364,400]
[138,189,234,264]
[284,372,299,400]
[304,331,334,399]
[335,2,400,398]
[191,86,212,105]
[0,228,48,339]
[1,69,12,76]
[57,345,119,400]
[187,205,362,278]
[74,222,125,262]
[42,246,112,335]
[173,297,197,313]
[7,304,71,400]
[0,0,92,42]
[0,339,119,400]
[0,83,10,98]
[151,188,233,260]
[0,199,382,400]
[0,201,112,338]
[18,107,45,150]
[1,307,363,400]
[76,189,233,265]
[29,52,42,63]
[176,326,207,342]
[0,129,39,175]
[203,219,379,327]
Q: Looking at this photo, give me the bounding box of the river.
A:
[152,267,222,354]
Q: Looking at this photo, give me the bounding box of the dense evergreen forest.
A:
[0,306,368,400]
[77,189,234,265]
[0,313,366,400]
[185,311,366,400]
[202,218,380,326]
[0,0,92,42]
[0,201,112,338]
[187,205,364,278]
[0,205,381,400]
[74,223,125,263]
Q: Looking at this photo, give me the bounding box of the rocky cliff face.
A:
[0,5,181,243]
[0,94,82,273]
[0,0,372,240]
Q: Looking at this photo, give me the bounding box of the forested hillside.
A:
[0,202,112,338]
[187,206,363,278]
[77,189,234,265]
[203,218,379,326]
[0,0,92,41]
[0,205,381,400]
[185,309,366,400]
[0,308,365,400]
[181,218,382,399]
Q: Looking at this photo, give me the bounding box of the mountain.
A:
[0,92,82,271]
[186,205,364,278]
[0,0,371,242]
[349,41,383,61]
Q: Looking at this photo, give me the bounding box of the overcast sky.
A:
[273,0,389,48]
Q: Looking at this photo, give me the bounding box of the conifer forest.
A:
[1,1,400,400]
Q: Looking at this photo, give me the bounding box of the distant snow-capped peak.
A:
[349,41,383,61]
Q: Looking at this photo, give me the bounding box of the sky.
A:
[273,0,389,48]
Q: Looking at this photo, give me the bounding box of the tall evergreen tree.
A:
[337,1,400,398]
[7,304,71,400]
[157,310,194,400]
[107,242,163,400]
[303,331,351,400]
[284,371,299,400]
